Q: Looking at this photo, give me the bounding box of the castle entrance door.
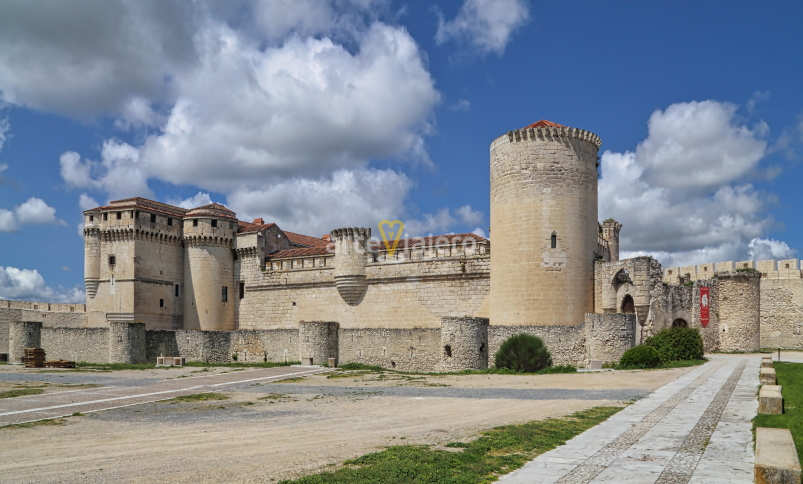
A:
[621,295,635,314]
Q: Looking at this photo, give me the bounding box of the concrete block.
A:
[759,385,784,415]
[755,427,801,484]
[328,357,336,368]
[762,367,777,385]
[589,359,602,370]
[763,357,774,368]
[301,357,313,366]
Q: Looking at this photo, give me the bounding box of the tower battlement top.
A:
[495,123,602,148]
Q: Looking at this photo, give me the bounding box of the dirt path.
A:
[0,366,695,483]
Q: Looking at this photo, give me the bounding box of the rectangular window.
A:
[159,299,164,308]
[167,218,173,226]
[175,284,180,297]
[239,282,245,299]
[193,219,198,227]
[150,214,157,223]
[108,255,116,265]
[221,286,228,302]
[211,219,217,228]
[116,212,121,220]
[103,213,108,221]
[89,215,94,222]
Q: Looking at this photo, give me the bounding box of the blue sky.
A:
[0,0,801,302]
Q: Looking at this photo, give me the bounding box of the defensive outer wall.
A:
[665,259,800,350]
[1,315,635,370]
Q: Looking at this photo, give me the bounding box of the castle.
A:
[0,120,798,369]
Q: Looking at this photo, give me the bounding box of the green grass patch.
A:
[1,418,66,430]
[0,388,45,399]
[278,406,623,484]
[167,392,230,403]
[754,362,803,464]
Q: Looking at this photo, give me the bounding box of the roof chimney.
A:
[322,234,332,241]
[253,218,264,225]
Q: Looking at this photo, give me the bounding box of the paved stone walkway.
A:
[0,366,329,426]
[498,355,760,484]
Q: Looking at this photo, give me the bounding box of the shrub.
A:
[494,334,552,373]
[644,326,704,363]
[618,345,660,369]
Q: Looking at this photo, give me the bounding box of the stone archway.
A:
[621,295,635,314]
[672,318,688,328]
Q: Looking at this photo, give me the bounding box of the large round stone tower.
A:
[490,120,602,327]
[183,204,237,331]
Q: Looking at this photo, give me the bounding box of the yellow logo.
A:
[378,220,404,256]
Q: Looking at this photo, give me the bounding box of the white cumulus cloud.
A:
[436,0,530,55]
[600,100,790,267]
[0,266,85,303]
[0,197,62,232]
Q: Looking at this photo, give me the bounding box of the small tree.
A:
[494,334,552,372]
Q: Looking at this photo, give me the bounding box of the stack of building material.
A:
[23,348,46,368]
[43,360,75,368]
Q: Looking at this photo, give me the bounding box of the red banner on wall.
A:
[700,286,710,328]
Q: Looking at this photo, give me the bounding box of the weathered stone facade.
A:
[716,272,761,352]
[489,123,602,328]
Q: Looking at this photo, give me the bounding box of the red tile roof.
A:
[523,120,566,129]
[237,221,277,233]
[267,247,332,259]
[285,231,329,247]
[373,233,487,251]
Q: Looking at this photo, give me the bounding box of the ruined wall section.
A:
[585,313,636,364]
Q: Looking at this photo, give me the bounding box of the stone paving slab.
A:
[498,356,761,484]
[0,366,329,426]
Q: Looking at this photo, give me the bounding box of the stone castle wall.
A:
[488,324,589,367]
[42,327,109,363]
[716,272,761,352]
[1,317,622,371]
[237,251,491,330]
[338,327,442,371]
[585,313,636,364]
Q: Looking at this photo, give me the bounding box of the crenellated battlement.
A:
[663,259,803,284]
[504,125,602,148]
[331,227,371,241]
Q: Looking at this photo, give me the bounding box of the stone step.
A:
[761,367,777,385]
[755,427,801,484]
[759,385,783,414]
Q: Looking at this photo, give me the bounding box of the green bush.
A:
[645,326,704,363]
[494,334,552,373]
[618,345,661,369]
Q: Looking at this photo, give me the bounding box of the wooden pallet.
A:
[23,348,46,368]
